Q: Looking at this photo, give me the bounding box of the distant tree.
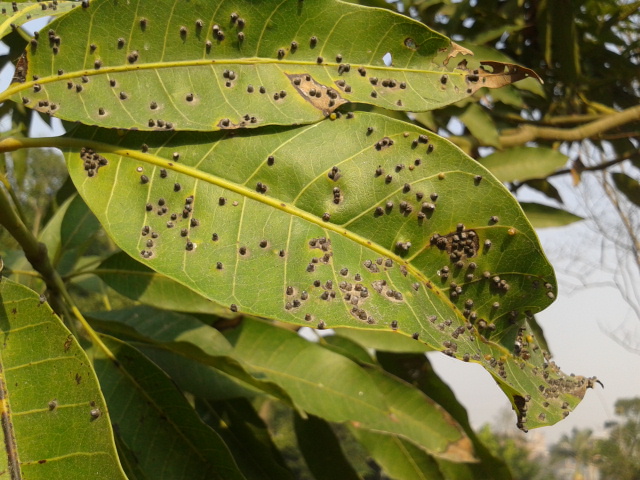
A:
[549,428,598,480]
[477,424,555,480]
[595,397,640,479]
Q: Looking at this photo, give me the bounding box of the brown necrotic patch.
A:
[371,280,405,303]
[286,73,347,116]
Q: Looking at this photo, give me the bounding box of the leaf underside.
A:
[63,111,593,431]
[11,0,536,131]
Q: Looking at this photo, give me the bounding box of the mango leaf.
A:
[376,352,511,480]
[350,428,445,480]
[7,0,539,131]
[92,334,246,480]
[611,172,640,207]
[0,1,76,40]
[520,202,583,228]
[197,399,296,480]
[293,413,361,480]
[481,147,568,183]
[96,251,230,315]
[138,344,262,401]
[229,318,475,462]
[457,42,545,97]
[320,334,377,364]
[458,103,500,148]
[87,306,294,404]
[525,178,563,204]
[38,193,100,275]
[0,277,126,480]
[58,112,593,430]
[88,307,475,461]
[334,328,431,354]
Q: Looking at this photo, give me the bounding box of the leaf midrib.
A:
[3,57,460,103]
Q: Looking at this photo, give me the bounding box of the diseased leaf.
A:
[457,42,545,97]
[0,1,76,40]
[519,202,583,228]
[611,172,640,207]
[7,0,538,131]
[97,251,230,315]
[334,329,431,354]
[92,335,246,480]
[58,111,594,430]
[0,277,126,480]
[481,147,567,183]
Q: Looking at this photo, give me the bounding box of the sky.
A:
[3,16,639,451]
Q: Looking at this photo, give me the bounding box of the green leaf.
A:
[519,202,583,228]
[61,111,593,430]
[334,329,431,354]
[320,334,376,364]
[458,103,500,148]
[0,1,76,40]
[139,345,262,401]
[376,352,511,480]
[97,251,230,315]
[8,0,538,131]
[0,277,126,479]
[39,193,100,274]
[198,399,296,480]
[525,179,564,204]
[92,334,246,480]
[481,147,568,183]
[294,414,361,480]
[350,428,445,480]
[230,318,475,462]
[611,172,640,207]
[87,306,295,403]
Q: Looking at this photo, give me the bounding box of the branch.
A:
[0,180,119,361]
[499,104,640,147]
[0,183,64,311]
[547,156,634,179]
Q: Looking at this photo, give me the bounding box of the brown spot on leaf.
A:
[286,73,347,116]
[477,61,542,88]
[443,42,474,66]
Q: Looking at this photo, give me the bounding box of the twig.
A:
[0,182,117,361]
[499,104,640,147]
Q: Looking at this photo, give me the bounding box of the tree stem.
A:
[0,182,117,361]
[0,183,63,308]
